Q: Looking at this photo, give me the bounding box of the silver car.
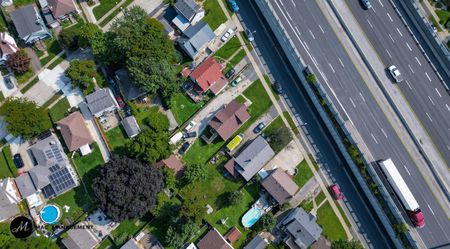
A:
[388,65,403,83]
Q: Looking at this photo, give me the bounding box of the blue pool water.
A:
[40,205,60,224]
[241,207,263,228]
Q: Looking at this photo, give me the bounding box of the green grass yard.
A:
[15,69,34,85]
[73,143,104,197]
[263,116,292,153]
[316,201,347,242]
[283,111,299,135]
[93,0,120,20]
[97,237,115,249]
[48,187,90,225]
[292,160,314,189]
[105,126,129,154]
[226,49,246,71]
[214,36,241,60]
[111,213,152,246]
[170,93,203,125]
[98,0,133,27]
[40,39,63,66]
[49,98,70,123]
[203,0,227,31]
[0,147,16,178]
[435,10,450,25]
[182,137,225,165]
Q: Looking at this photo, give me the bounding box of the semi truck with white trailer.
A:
[378,158,425,228]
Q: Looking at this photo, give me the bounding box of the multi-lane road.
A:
[346,0,450,184]
[251,0,450,247]
[237,1,393,248]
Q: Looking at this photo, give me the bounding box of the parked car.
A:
[178,142,190,155]
[228,0,239,12]
[184,121,197,132]
[253,122,265,134]
[116,97,125,108]
[231,76,242,87]
[361,0,372,9]
[183,132,197,139]
[330,184,344,200]
[303,65,313,77]
[13,154,24,169]
[245,29,255,42]
[273,81,283,94]
[388,65,403,83]
[4,75,14,90]
[221,28,234,42]
[225,68,236,79]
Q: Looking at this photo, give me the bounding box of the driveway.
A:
[265,140,304,175]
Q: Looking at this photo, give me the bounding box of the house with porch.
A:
[189,56,228,98]
[178,21,215,59]
[10,5,51,44]
[277,208,322,249]
[57,111,94,155]
[173,0,205,30]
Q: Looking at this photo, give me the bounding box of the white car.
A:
[221,29,234,42]
[184,121,197,132]
[388,65,403,83]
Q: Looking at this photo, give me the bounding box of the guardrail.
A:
[254,0,416,248]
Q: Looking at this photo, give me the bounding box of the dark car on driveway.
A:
[225,68,236,79]
[182,132,197,139]
[13,154,24,169]
[4,75,14,90]
[253,122,265,134]
[116,97,125,108]
[178,142,190,155]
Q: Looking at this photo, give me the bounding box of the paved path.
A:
[79,0,96,23]
[290,177,319,207]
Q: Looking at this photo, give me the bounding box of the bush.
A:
[7,50,31,74]
[226,190,244,206]
[183,164,207,184]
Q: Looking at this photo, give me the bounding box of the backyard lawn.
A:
[316,201,347,242]
[105,126,128,154]
[226,49,246,72]
[263,116,292,153]
[49,98,70,123]
[73,143,104,196]
[182,137,225,165]
[292,160,314,189]
[170,93,203,125]
[214,36,241,60]
[111,213,152,246]
[0,147,16,178]
[203,0,227,31]
[40,39,63,66]
[97,237,114,249]
[48,187,90,225]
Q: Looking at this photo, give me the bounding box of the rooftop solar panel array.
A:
[48,166,76,194]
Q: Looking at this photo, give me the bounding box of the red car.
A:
[330,184,344,200]
[116,97,125,108]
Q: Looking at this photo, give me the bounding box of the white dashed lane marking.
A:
[309,29,315,39]
[371,133,378,144]
[435,88,441,98]
[415,57,421,66]
[396,27,403,37]
[405,80,412,90]
[408,64,414,73]
[426,112,433,122]
[428,96,435,106]
[338,57,345,67]
[386,49,392,58]
[425,72,432,82]
[406,42,412,51]
[387,12,393,22]
[427,204,435,216]
[329,63,335,73]
[349,97,356,108]
[319,25,325,34]
[388,33,395,42]
[367,19,373,29]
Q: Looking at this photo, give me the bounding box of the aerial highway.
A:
[237,1,394,248]
[250,0,450,247]
[346,0,450,187]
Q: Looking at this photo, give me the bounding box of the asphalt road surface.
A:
[255,0,450,247]
[237,1,393,248]
[346,0,450,179]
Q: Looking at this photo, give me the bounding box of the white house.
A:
[0,178,21,222]
[0,32,18,64]
[174,0,205,29]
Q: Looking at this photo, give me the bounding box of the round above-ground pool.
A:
[241,207,263,228]
[40,205,61,224]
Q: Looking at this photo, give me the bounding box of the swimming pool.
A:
[241,207,263,228]
[40,205,61,224]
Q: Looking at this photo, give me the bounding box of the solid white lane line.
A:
[378,0,384,7]
[367,19,373,29]
[425,72,432,82]
[427,204,435,216]
[289,0,296,7]
[381,128,388,138]
[388,33,395,42]
[309,29,315,39]
[396,27,403,36]
[329,63,335,73]
[371,133,378,144]
[446,104,450,112]
[406,42,412,51]
[349,97,356,108]
[415,56,421,66]
[428,96,435,106]
[405,80,412,90]
[403,164,411,176]
[386,49,392,58]
[286,11,293,21]
[338,57,345,67]
[318,25,325,34]
[426,112,433,122]
[435,88,442,97]
[294,25,302,37]
[387,12,393,22]
[359,92,366,102]
[408,64,414,73]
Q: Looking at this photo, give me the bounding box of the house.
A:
[115,68,147,101]
[10,5,51,44]
[57,112,94,155]
[278,208,322,249]
[14,133,78,199]
[155,154,185,178]
[174,0,205,26]
[121,231,164,249]
[262,168,299,204]
[190,57,227,95]
[203,100,249,143]
[121,116,141,138]
[178,21,215,59]
[158,16,175,39]
[121,238,140,249]
[46,0,76,20]
[243,234,269,249]
[0,178,21,222]
[62,225,100,249]
[0,32,18,64]
[230,136,275,181]
[225,227,241,244]
[197,227,233,249]
[85,88,118,117]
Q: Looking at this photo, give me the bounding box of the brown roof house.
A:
[39,0,77,26]
[225,227,241,244]
[262,168,299,204]
[197,227,233,249]
[57,112,94,155]
[202,100,250,143]
[155,154,185,178]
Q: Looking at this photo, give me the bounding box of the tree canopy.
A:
[92,156,164,222]
[59,23,104,51]
[143,107,169,131]
[183,163,207,185]
[331,239,364,249]
[0,223,58,249]
[7,50,30,74]
[66,60,97,91]
[126,128,171,164]
[0,98,48,139]
[226,190,244,206]
[255,212,276,232]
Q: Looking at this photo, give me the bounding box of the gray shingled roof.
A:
[120,239,140,249]
[115,68,147,101]
[121,116,140,138]
[85,88,117,116]
[0,180,20,221]
[62,228,99,249]
[175,0,202,21]
[281,208,322,248]
[179,21,215,58]
[10,5,44,39]
[15,173,37,198]
[243,235,268,249]
[235,136,275,181]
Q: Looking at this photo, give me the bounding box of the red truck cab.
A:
[408,209,425,228]
[330,184,344,200]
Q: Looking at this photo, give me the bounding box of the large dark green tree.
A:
[0,98,48,139]
[66,60,97,90]
[92,156,164,222]
[126,129,171,164]
[255,212,276,232]
[183,163,207,184]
